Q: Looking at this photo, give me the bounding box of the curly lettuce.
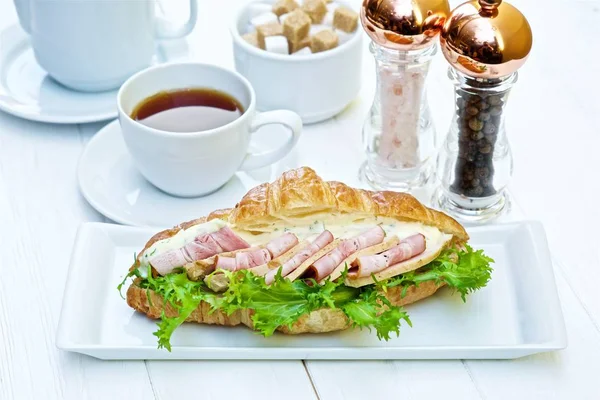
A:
[118,245,493,351]
[379,245,494,301]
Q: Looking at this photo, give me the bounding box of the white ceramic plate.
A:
[0,25,178,124]
[78,120,296,228]
[56,221,567,360]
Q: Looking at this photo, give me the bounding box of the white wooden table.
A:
[1,0,599,399]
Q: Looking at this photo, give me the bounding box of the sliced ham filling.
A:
[265,230,334,284]
[149,226,250,275]
[216,248,272,271]
[348,233,426,278]
[304,226,385,281]
[266,232,299,258]
[214,233,298,272]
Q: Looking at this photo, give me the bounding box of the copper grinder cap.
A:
[440,0,533,79]
[361,0,450,51]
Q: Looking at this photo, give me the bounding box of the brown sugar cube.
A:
[242,32,260,48]
[272,0,299,17]
[333,6,359,33]
[310,29,338,53]
[290,35,311,53]
[256,22,284,49]
[283,9,311,44]
[302,0,327,23]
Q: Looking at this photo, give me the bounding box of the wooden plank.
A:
[307,360,481,400]
[147,361,318,400]
[0,115,153,399]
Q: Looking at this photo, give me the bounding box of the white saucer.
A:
[78,120,289,228]
[0,25,178,124]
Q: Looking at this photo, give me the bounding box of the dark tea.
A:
[131,88,245,132]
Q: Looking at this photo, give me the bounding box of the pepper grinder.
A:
[359,0,450,191]
[434,0,532,222]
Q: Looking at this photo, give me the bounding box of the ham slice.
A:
[215,248,272,271]
[236,248,271,270]
[147,250,190,276]
[209,226,250,251]
[149,226,249,275]
[214,256,237,271]
[265,231,334,284]
[306,226,385,281]
[349,234,426,278]
[183,234,223,261]
[266,233,299,258]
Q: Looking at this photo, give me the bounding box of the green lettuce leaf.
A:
[380,245,494,301]
[139,268,220,351]
[218,269,410,340]
[341,288,411,340]
[218,269,360,336]
[118,244,493,351]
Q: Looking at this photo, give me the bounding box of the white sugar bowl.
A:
[230,0,363,124]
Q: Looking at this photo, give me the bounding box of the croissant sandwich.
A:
[119,167,494,351]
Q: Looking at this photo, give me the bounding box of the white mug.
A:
[13,0,197,92]
[117,62,303,197]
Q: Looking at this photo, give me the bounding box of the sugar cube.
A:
[272,0,299,17]
[250,12,279,29]
[290,35,311,53]
[310,29,338,53]
[283,9,311,44]
[279,12,292,24]
[291,46,312,56]
[242,32,260,48]
[265,35,289,54]
[302,0,327,24]
[256,22,284,49]
[333,6,358,33]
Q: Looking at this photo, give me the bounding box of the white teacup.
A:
[13,0,197,92]
[117,62,303,197]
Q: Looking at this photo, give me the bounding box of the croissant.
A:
[123,167,493,349]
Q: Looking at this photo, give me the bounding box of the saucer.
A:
[78,120,287,228]
[0,25,179,124]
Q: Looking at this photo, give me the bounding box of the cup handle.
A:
[155,0,198,39]
[239,110,303,171]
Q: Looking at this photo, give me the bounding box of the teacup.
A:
[117,62,303,197]
[13,0,197,92]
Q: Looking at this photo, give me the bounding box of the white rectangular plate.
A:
[56,221,567,360]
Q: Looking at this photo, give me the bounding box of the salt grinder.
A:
[359,0,450,191]
[434,0,532,222]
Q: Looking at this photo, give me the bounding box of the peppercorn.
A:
[488,95,502,106]
[483,122,496,134]
[475,167,489,178]
[469,118,484,131]
[466,106,479,116]
[479,145,492,154]
[490,106,502,116]
[479,111,491,121]
[471,131,484,140]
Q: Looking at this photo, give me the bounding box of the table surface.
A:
[1,0,599,399]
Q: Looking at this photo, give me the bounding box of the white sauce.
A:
[138,215,448,270]
[139,219,227,267]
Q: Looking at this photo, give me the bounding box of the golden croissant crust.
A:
[128,167,467,335]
